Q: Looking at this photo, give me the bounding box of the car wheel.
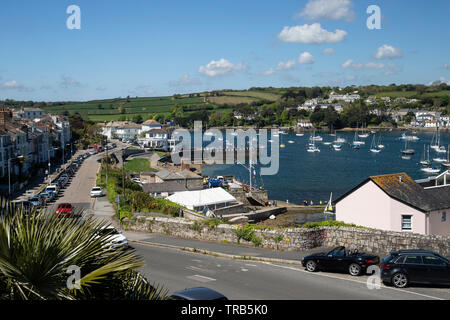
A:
[305,260,318,272]
[348,263,362,276]
[392,273,408,288]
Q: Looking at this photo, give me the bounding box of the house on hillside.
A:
[335,172,450,236]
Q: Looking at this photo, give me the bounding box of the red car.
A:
[55,203,74,217]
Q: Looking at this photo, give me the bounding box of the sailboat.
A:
[442,146,450,169]
[421,166,440,174]
[420,145,431,165]
[352,131,364,149]
[323,193,334,214]
[431,127,442,151]
[307,131,320,152]
[369,135,381,153]
[358,124,370,138]
[377,135,385,149]
[401,140,415,155]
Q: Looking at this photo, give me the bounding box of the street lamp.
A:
[8,155,24,198]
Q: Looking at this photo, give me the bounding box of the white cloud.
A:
[0,80,33,92]
[298,52,315,64]
[169,74,201,87]
[323,48,336,55]
[298,0,355,21]
[444,64,450,70]
[259,59,296,75]
[373,44,403,59]
[198,58,247,77]
[429,77,450,85]
[278,23,347,44]
[341,59,390,70]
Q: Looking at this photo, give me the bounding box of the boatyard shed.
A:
[335,172,450,236]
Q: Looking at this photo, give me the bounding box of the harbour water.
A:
[202,131,450,205]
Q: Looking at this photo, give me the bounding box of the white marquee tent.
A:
[166,187,237,211]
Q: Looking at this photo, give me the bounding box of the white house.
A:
[335,172,450,236]
[139,128,170,150]
[296,119,314,128]
[13,107,46,120]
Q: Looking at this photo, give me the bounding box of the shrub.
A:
[190,221,202,233]
[203,218,222,230]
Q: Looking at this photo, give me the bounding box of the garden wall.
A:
[125,216,450,257]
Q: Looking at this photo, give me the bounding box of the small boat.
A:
[288,140,295,144]
[399,133,420,141]
[336,137,346,143]
[323,142,332,145]
[369,135,381,153]
[280,144,286,148]
[433,157,447,163]
[296,133,304,137]
[420,145,431,166]
[333,144,342,151]
[358,124,370,138]
[401,155,412,160]
[401,140,414,155]
[377,135,384,149]
[307,145,320,152]
[441,146,450,169]
[421,167,440,174]
[436,146,447,154]
[312,135,323,141]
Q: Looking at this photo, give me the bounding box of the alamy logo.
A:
[66,265,81,289]
[366,265,382,289]
[366,5,381,30]
[66,5,81,30]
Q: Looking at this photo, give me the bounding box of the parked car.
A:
[95,226,128,249]
[302,246,380,276]
[40,190,55,202]
[45,184,59,195]
[90,187,103,197]
[131,178,141,184]
[55,203,75,217]
[380,250,450,288]
[28,195,44,208]
[169,287,228,300]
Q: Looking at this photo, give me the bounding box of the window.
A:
[394,256,406,264]
[401,215,412,230]
[404,255,423,264]
[442,212,447,222]
[423,256,447,266]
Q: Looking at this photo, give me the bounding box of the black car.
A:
[169,287,228,300]
[302,246,380,276]
[380,250,450,288]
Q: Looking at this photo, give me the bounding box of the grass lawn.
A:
[124,158,156,173]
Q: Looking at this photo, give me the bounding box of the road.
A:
[134,242,450,300]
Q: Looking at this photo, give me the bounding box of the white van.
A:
[45,185,58,194]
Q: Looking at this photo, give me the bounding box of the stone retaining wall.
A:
[126,216,450,257]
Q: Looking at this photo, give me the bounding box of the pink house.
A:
[335,171,450,236]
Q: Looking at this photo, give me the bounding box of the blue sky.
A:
[0,0,449,101]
